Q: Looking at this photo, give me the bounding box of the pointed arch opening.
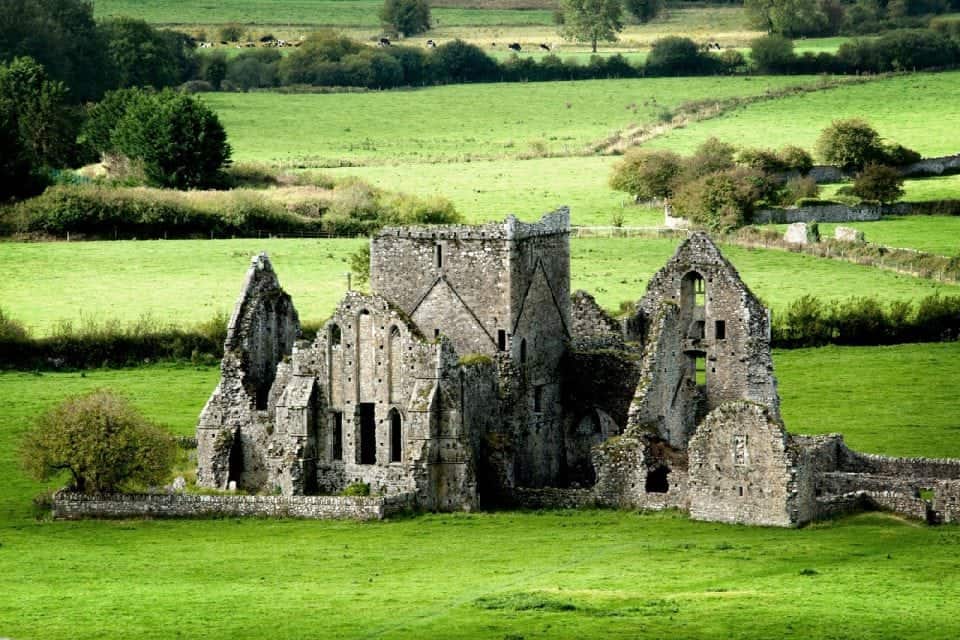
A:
[389,409,402,463]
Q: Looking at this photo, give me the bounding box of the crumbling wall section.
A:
[687,402,796,527]
[592,433,688,511]
[196,253,300,491]
[570,290,623,350]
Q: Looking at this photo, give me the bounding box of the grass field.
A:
[647,71,960,157]
[819,174,960,203]
[771,215,960,256]
[201,75,831,166]
[2,237,955,335]
[2,343,960,639]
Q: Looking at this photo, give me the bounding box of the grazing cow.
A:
[220,41,228,45]
[426,39,436,48]
[508,42,521,52]
[539,43,550,51]
[379,37,391,47]
[260,35,274,43]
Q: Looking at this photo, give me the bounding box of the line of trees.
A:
[746,0,960,38]
[610,119,915,230]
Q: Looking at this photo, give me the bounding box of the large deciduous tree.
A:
[559,0,624,53]
[379,0,432,37]
[111,89,232,189]
[20,389,176,494]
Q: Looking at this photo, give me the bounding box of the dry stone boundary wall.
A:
[52,491,416,521]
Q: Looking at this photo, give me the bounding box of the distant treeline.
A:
[193,29,960,92]
[771,293,960,348]
[3,292,959,370]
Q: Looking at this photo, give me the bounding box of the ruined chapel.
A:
[196,208,960,526]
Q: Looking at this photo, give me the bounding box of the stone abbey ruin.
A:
[196,208,960,526]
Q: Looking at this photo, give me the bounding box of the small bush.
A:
[341,482,371,496]
[646,36,712,75]
[852,163,904,203]
[684,137,737,180]
[778,145,814,173]
[219,23,244,42]
[20,389,176,494]
[380,0,431,37]
[783,175,820,204]
[750,34,796,73]
[815,118,886,171]
[609,148,683,201]
[672,166,766,231]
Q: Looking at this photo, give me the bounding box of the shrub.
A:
[645,36,710,75]
[685,137,737,179]
[80,87,152,156]
[609,148,683,201]
[749,34,796,73]
[379,0,431,37]
[100,18,198,89]
[783,175,820,204]
[431,39,498,83]
[20,389,176,494]
[112,89,232,189]
[219,23,244,42]
[0,306,29,343]
[672,167,766,231]
[778,145,814,173]
[349,244,371,285]
[814,118,886,171]
[341,482,371,496]
[738,147,788,174]
[624,0,662,23]
[882,143,921,167]
[852,163,905,203]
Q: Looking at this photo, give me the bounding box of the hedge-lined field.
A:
[2,344,960,639]
[1,237,955,335]
[201,75,833,165]
[647,71,960,157]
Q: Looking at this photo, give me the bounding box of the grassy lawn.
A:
[2,237,956,335]
[322,155,663,226]
[201,75,832,166]
[647,71,960,157]
[2,343,960,639]
[769,216,960,257]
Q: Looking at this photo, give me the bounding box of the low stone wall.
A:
[52,491,416,521]
[901,154,960,177]
[753,204,881,225]
[814,490,929,522]
[511,487,596,509]
[839,449,960,479]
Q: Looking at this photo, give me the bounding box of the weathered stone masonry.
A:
[183,208,960,527]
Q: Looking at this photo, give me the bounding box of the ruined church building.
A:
[197,208,960,526]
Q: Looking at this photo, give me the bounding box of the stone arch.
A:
[388,325,402,402]
[389,408,402,463]
[680,271,707,340]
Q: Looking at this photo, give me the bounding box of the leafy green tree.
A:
[746,0,834,36]
[98,17,198,89]
[431,39,498,83]
[814,118,886,170]
[749,34,796,72]
[645,36,710,75]
[778,145,814,173]
[202,51,228,90]
[379,0,432,37]
[0,57,82,199]
[673,167,767,231]
[559,0,624,53]
[609,149,683,202]
[0,0,109,101]
[20,389,176,494]
[79,87,151,156]
[623,0,663,23]
[685,137,737,179]
[112,89,232,189]
[852,163,905,203]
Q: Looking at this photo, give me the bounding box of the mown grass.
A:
[820,174,960,203]
[1,237,956,335]
[201,75,832,166]
[647,71,960,157]
[2,344,960,639]
[770,215,960,256]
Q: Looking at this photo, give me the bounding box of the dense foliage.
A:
[815,118,920,170]
[852,163,906,203]
[0,57,82,201]
[379,0,431,37]
[746,0,955,37]
[558,0,624,52]
[20,389,176,493]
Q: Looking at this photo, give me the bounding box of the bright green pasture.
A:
[94,0,556,28]
[323,156,663,226]
[776,343,960,458]
[647,71,960,157]
[201,75,830,165]
[2,237,956,335]
[3,344,960,639]
[820,175,960,203]
[771,216,960,256]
